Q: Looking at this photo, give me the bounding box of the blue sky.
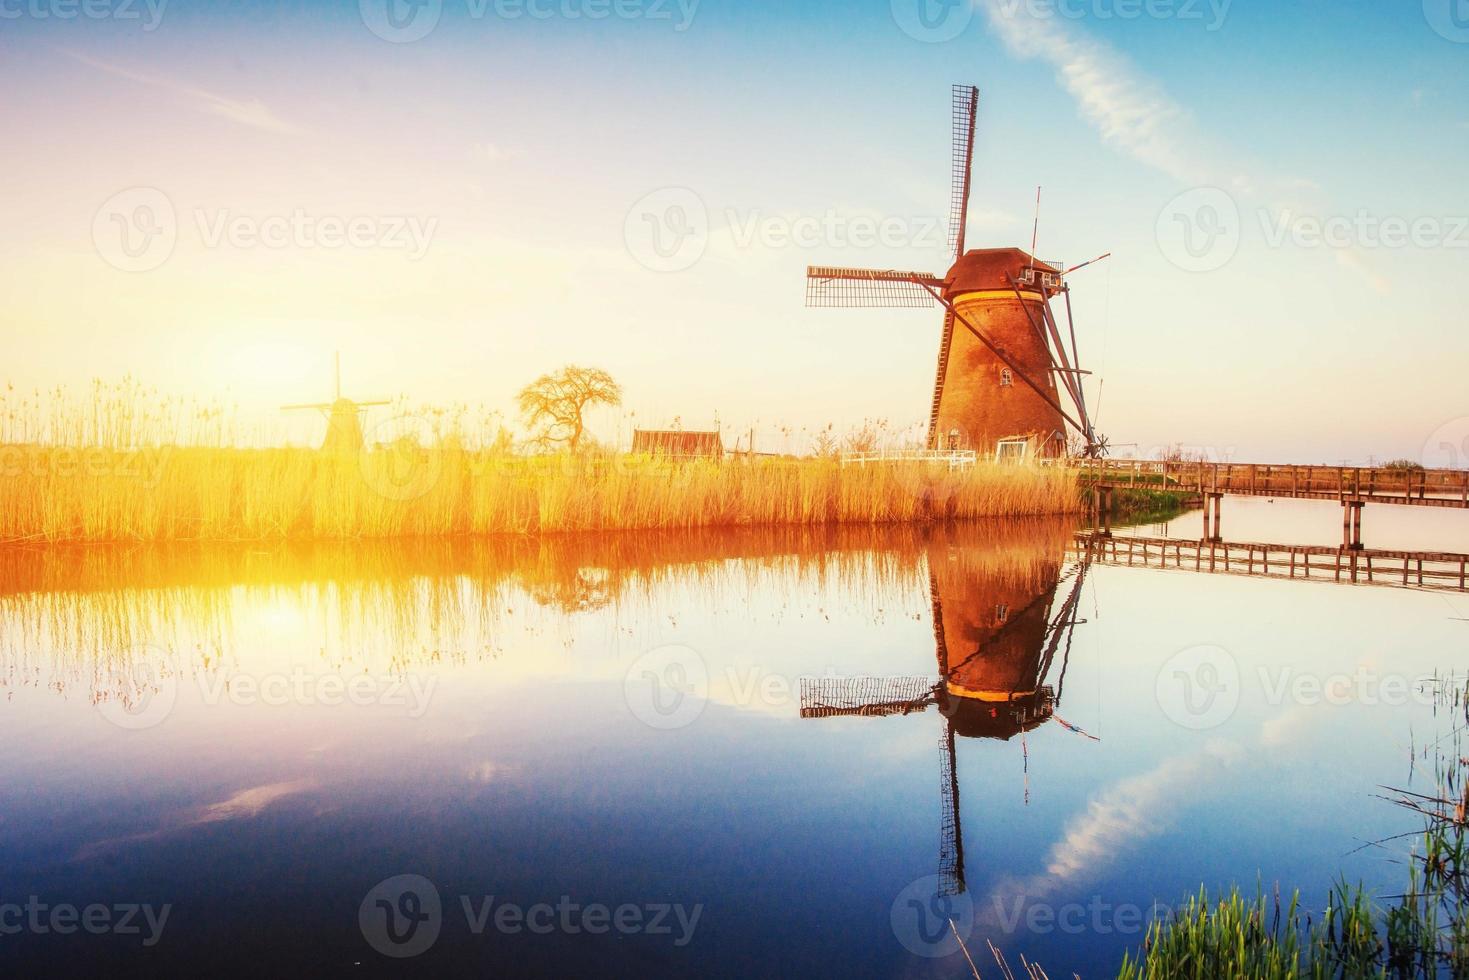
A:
[2,0,1466,461]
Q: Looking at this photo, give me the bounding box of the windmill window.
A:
[996,604,1009,624]
[995,439,1029,463]
[946,428,960,451]
[999,368,1013,387]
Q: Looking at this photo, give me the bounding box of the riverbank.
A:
[0,446,1081,543]
[1109,485,1201,524]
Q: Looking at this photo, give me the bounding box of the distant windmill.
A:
[281,353,390,452]
[805,84,1112,459]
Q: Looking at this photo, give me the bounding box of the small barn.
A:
[631,429,724,459]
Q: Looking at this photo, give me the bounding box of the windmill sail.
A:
[798,676,935,717]
[804,267,943,308]
[947,85,978,259]
[926,309,958,449]
[937,723,964,896]
[929,86,980,448]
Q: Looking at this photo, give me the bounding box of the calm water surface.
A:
[2,506,1467,977]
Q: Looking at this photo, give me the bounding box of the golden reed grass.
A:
[0,444,1079,543]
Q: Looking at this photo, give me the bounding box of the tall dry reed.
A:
[0,445,1079,543]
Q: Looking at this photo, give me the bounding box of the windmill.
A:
[805,84,1109,460]
[799,543,1094,896]
[280,353,390,452]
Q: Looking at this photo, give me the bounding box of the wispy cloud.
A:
[72,779,316,861]
[977,0,1206,184]
[64,49,305,135]
[985,742,1241,909]
[978,1,1398,293]
[192,779,316,823]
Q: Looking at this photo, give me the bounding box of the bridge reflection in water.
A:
[799,529,1093,896]
[1074,531,1469,593]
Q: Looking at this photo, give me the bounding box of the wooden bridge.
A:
[1072,531,1469,594]
[1075,459,1469,508]
[1076,459,1469,549]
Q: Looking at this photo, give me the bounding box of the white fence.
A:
[838,449,978,468]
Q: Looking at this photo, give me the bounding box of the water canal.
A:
[2,504,1466,976]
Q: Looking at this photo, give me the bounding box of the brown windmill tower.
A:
[926,531,1068,736]
[281,353,390,452]
[798,524,1094,895]
[806,85,1109,460]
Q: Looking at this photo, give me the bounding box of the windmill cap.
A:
[944,247,1059,297]
[945,687,1054,740]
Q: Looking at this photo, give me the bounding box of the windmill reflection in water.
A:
[799,540,1095,897]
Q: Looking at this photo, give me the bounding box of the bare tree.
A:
[516,366,622,452]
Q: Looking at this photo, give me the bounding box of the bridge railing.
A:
[1071,459,1469,504]
[839,449,978,469]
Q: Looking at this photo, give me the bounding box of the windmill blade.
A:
[1038,294,1093,443]
[1028,186,1042,269]
[1006,276,1080,415]
[926,308,957,449]
[1060,286,1111,455]
[937,721,966,895]
[280,402,332,411]
[1052,714,1100,741]
[948,84,979,260]
[805,266,943,308]
[1064,252,1112,276]
[798,676,937,717]
[1036,559,1089,699]
[1041,561,1105,743]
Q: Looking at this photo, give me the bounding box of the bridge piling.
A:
[1341,499,1364,550]
[1201,492,1223,543]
